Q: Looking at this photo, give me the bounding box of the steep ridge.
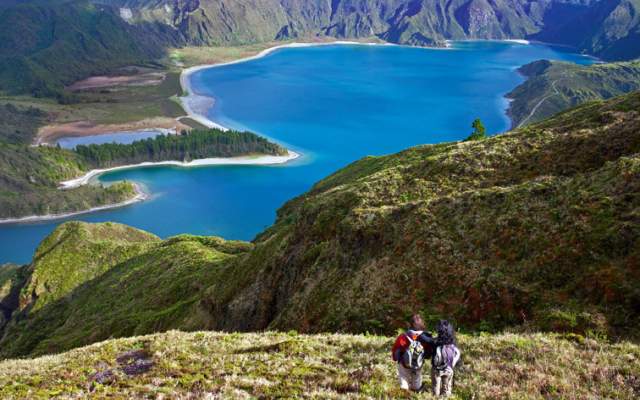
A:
[98,0,640,59]
[0,223,252,358]
[203,91,640,337]
[1,92,638,360]
[507,59,640,127]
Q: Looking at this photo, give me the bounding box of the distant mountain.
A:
[1,0,638,98]
[97,0,640,59]
[532,0,640,61]
[0,0,179,97]
[507,59,640,127]
[2,92,638,359]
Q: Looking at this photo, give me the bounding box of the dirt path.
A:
[518,78,562,128]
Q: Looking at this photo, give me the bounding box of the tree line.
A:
[74,129,288,168]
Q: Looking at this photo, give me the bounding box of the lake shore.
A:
[60,151,300,189]
[178,40,396,132]
[0,183,148,225]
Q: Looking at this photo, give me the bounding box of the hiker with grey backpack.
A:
[431,320,461,397]
[391,314,435,392]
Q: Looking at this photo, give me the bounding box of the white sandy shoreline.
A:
[60,151,300,189]
[0,183,148,225]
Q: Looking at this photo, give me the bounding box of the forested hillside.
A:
[1,92,638,361]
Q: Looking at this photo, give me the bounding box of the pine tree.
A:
[465,118,487,141]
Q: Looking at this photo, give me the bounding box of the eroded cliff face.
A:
[97,0,640,59]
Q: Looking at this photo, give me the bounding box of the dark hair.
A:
[409,314,426,331]
[436,320,456,345]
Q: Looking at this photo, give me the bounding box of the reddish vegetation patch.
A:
[36,118,190,145]
[67,73,166,91]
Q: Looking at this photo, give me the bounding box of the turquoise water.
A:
[0,42,593,264]
[57,130,168,149]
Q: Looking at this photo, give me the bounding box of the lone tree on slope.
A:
[465,118,487,141]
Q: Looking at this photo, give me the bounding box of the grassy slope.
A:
[0,222,253,358]
[507,60,640,127]
[21,221,159,313]
[0,330,638,399]
[201,91,640,338]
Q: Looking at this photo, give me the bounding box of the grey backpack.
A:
[433,344,459,371]
[401,334,425,371]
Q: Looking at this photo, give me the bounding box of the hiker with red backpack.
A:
[391,314,435,392]
[431,320,461,397]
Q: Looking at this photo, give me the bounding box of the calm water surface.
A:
[0,42,593,264]
[57,130,168,149]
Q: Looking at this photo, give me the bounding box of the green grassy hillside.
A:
[507,60,640,127]
[202,91,640,338]
[0,222,252,358]
[0,330,638,399]
[1,93,638,362]
[20,222,159,313]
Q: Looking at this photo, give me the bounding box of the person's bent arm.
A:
[452,347,461,368]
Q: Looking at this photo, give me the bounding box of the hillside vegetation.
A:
[0,222,253,358]
[508,60,640,127]
[0,103,138,219]
[0,0,177,99]
[1,330,639,399]
[1,93,639,362]
[203,91,640,338]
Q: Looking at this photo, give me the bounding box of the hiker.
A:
[391,314,435,392]
[431,320,461,397]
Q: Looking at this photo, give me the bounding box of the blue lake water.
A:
[0,41,593,264]
[57,130,168,149]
